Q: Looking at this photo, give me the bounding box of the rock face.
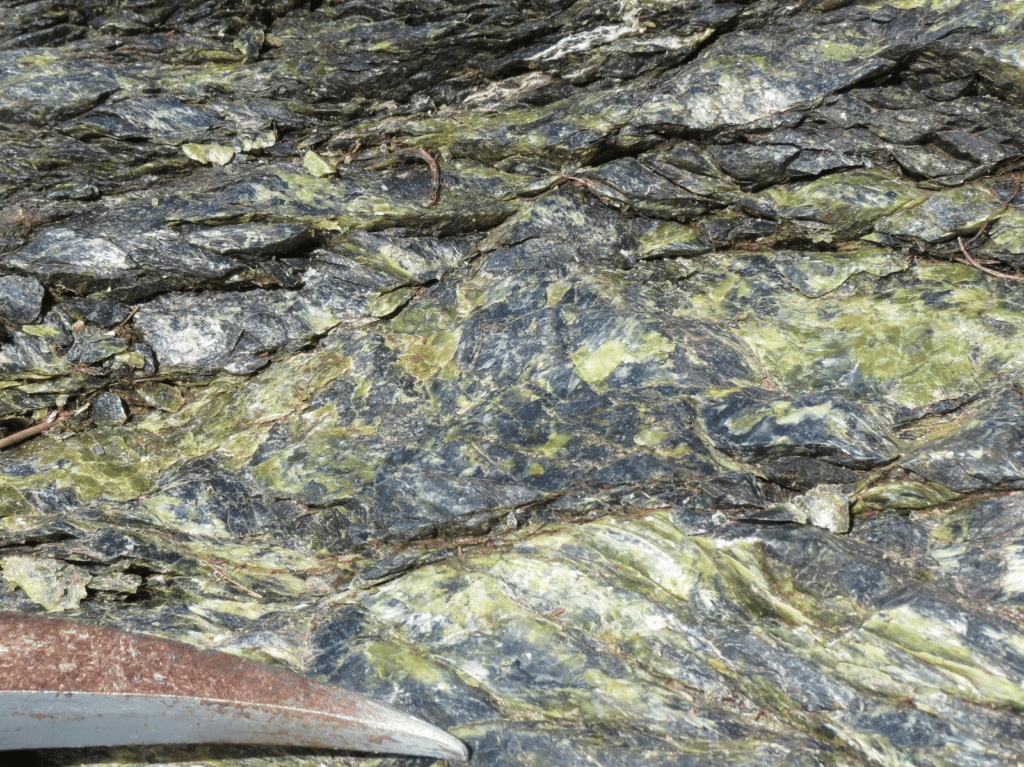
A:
[2,1,1024,764]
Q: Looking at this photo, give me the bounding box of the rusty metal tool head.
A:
[0,612,469,762]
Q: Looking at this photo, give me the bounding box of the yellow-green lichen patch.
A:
[533,429,574,459]
[573,338,631,385]
[21,323,66,341]
[546,280,574,306]
[633,424,670,448]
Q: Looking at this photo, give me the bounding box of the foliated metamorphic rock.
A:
[2,1,1024,766]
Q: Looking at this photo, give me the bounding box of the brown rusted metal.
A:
[0,411,60,450]
[0,612,468,760]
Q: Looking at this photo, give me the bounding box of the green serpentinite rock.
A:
[2,0,1024,765]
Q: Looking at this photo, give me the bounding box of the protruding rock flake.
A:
[2,0,1024,765]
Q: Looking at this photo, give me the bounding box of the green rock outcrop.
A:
[2,1,1024,764]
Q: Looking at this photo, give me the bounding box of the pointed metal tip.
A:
[376,704,470,762]
[0,612,471,761]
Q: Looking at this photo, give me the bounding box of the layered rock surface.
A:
[3,1,1024,765]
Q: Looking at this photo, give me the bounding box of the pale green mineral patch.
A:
[302,150,335,177]
[182,143,235,166]
[2,555,88,611]
[571,328,675,388]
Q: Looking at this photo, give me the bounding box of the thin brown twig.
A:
[0,411,61,450]
[957,237,1024,283]
[205,560,263,599]
[117,305,140,328]
[366,146,440,206]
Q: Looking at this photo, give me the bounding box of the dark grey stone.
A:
[90,391,127,426]
[0,275,44,324]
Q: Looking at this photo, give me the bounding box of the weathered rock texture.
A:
[2,0,1024,765]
